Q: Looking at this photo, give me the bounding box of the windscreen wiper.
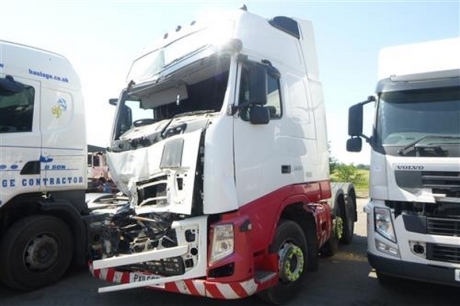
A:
[160,110,214,139]
[398,135,460,156]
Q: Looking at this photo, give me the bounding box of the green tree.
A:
[334,163,364,186]
[356,164,369,170]
[328,142,339,173]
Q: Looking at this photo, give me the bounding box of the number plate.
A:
[455,269,460,282]
[130,272,165,288]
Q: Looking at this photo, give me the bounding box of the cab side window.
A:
[266,74,282,119]
[239,62,282,119]
[0,78,35,133]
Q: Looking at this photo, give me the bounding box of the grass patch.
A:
[331,168,369,198]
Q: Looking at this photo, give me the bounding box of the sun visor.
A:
[141,84,188,108]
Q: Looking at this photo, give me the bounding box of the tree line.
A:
[329,144,368,188]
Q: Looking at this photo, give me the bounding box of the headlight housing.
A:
[210,223,234,264]
[374,207,396,243]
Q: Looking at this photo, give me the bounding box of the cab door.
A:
[0,75,42,204]
[232,60,287,206]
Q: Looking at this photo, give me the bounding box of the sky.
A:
[1,0,459,165]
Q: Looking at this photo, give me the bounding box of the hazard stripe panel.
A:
[89,264,259,299]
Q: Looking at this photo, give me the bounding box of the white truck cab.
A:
[0,40,88,290]
[90,8,356,304]
[347,38,460,287]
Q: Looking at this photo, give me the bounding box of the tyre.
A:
[340,197,355,244]
[0,215,73,291]
[257,219,307,305]
[319,215,340,257]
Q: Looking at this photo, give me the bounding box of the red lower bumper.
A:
[89,263,260,299]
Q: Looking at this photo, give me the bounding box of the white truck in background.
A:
[0,40,116,291]
[89,8,357,304]
[347,38,460,287]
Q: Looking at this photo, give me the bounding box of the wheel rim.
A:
[24,234,59,271]
[335,216,344,240]
[278,242,304,283]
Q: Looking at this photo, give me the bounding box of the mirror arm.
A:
[361,134,372,143]
[360,95,376,106]
[231,101,252,115]
[354,95,376,141]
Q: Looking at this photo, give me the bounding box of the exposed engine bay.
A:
[92,205,202,276]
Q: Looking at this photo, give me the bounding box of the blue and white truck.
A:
[0,40,121,291]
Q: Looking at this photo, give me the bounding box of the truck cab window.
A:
[114,58,231,141]
[239,62,282,119]
[116,98,153,138]
[0,79,34,133]
[267,74,282,118]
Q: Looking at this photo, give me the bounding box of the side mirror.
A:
[348,104,363,136]
[249,105,270,125]
[109,98,118,106]
[346,137,362,152]
[348,95,375,137]
[347,96,375,152]
[247,63,267,106]
[119,105,132,133]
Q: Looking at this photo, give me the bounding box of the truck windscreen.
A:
[376,86,460,154]
[127,21,233,84]
[113,56,230,142]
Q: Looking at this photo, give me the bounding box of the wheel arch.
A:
[331,182,357,221]
[330,185,344,215]
[278,202,319,271]
[279,203,316,240]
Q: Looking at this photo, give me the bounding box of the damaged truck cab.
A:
[90,9,355,304]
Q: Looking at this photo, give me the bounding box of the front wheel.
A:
[257,219,307,305]
[0,215,73,291]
